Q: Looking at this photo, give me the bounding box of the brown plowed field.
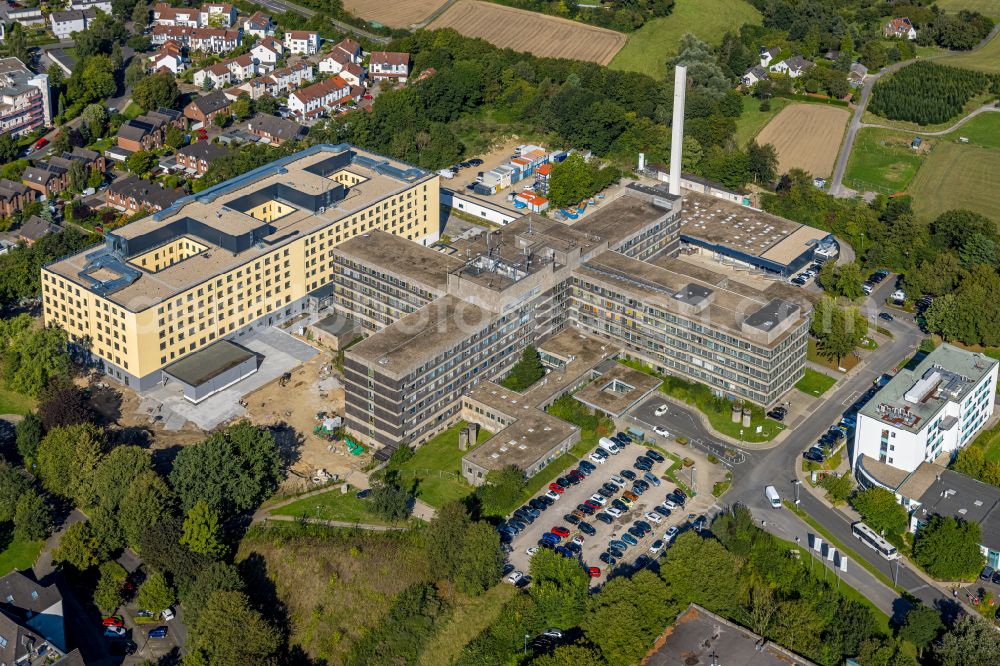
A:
[755,103,851,178]
[341,0,445,28]
[429,1,627,65]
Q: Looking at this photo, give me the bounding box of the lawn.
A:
[0,386,35,416]
[734,95,790,147]
[935,0,1000,19]
[844,128,926,194]
[121,102,143,120]
[419,584,517,666]
[795,367,836,397]
[908,141,1000,222]
[942,111,1000,150]
[608,0,761,79]
[271,485,408,525]
[396,422,493,508]
[970,422,1000,465]
[0,537,43,576]
[808,337,860,372]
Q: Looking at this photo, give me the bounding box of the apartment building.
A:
[22,162,69,199]
[0,178,37,218]
[193,62,232,89]
[250,36,283,69]
[68,0,112,12]
[105,175,185,212]
[175,141,230,176]
[152,25,240,53]
[853,344,998,478]
[287,75,354,119]
[369,51,410,83]
[236,61,315,101]
[283,30,319,55]
[183,90,233,124]
[0,57,51,137]
[116,108,185,153]
[153,2,236,28]
[50,9,95,39]
[42,145,440,391]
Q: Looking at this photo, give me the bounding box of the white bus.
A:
[851,521,899,560]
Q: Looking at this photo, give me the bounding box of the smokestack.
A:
[669,64,687,196]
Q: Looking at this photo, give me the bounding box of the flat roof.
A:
[914,467,1000,551]
[313,312,361,338]
[162,339,256,387]
[679,191,829,265]
[573,361,662,417]
[570,187,675,247]
[334,230,464,294]
[463,401,578,472]
[45,145,434,309]
[859,344,998,433]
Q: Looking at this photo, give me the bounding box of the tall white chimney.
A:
[669,64,687,196]
[638,152,645,172]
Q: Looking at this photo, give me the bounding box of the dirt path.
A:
[257,514,408,531]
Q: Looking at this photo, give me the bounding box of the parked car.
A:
[621,533,639,546]
[507,570,524,584]
[650,539,664,554]
[620,469,637,481]
[102,616,124,627]
[564,513,581,525]
[653,425,670,437]
[599,552,616,566]
[545,490,561,501]
[148,626,169,639]
[608,546,624,558]
[879,312,894,322]
[576,503,595,515]
[552,526,570,538]
[980,566,995,581]
[664,525,679,542]
[588,453,606,465]
[104,626,127,638]
[653,505,672,518]
[654,404,668,416]
[643,471,661,487]
[587,567,601,578]
[595,512,613,524]
[644,511,663,524]
[548,483,565,494]
[579,522,597,536]
[644,449,664,463]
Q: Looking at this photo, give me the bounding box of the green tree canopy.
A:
[53,521,101,571]
[187,590,281,665]
[133,71,180,111]
[136,570,175,613]
[913,515,985,580]
[35,423,105,504]
[181,500,225,557]
[93,445,152,512]
[850,487,909,536]
[454,521,503,596]
[119,470,173,551]
[475,465,526,516]
[528,549,590,629]
[13,490,51,542]
[426,500,471,581]
[0,461,32,522]
[898,604,943,654]
[659,531,741,613]
[935,613,1000,666]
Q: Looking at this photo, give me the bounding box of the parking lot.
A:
[504,439,701,585]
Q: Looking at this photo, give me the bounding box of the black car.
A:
[634,460,652,472]
[616,431,633,443]
[538,495,554,507]
[564,513,581,525]
[565,473,582,485]
[879,312,894,322]
[767,407,787,421]
[631,484,645,496]
[529,498,547,511]
[611,499,629,512]
[599,552,616,566]
[579,460,596,472]
[654,505,672,518]
[514,510,534,524]
[602,482,620,494]
[634,479,650,492]
[579,522,597,536]
[595,512,613,524]
[575,466,592,477]
[608,546,624,558]
[597,487,615,499]
[565,541,582,554]
[522,505,541,518]
[980,566,995,581]
[538,538,554,549]
[628,525,646,539]
[635,520,652,532]
[468,158,484,166]
[509,519,526,532]
[556,477,571,488]
[804,450,824,463]
[576,503,595,515]
[620,469,637,481]
[644,449,665,463]
[673,488,687,501]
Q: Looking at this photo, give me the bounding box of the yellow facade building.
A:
[42,144,439,391]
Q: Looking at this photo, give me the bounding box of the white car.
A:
[589,493,607,506]
[644,511,663,524]
[653,425,670,437]
[610,474,626,486]
[526,547,539,557]
[663,500,678,510]
[507,570,524,584]
[654,404,668,416]
[543,628,564,639]
[545,490,561,501]
[649,541,663,554]
[664,526,679,542]
[161,608,175,621]
[572,535,585,546]
[588,453,606,464]
[606,506,623,517]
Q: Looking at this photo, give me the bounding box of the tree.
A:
[213,112,231,129]
[0,461,32,522]
[70,56,117,104]
[36,423,105,503]
[548,153,592,208]
[913,515,985,580]
[475,466,526,516]
[93,445,152,512]
[74,14,128,58]
[670,33,730,99]
[5,24,29,66]
[454,521,503,595]
[935,613,1000,666]
[367,482,411,523]
[13,490,51,542]
[88,167,105,190]
[119,470,172,551]
[180,500,225,557]
[37,381,93,429]
[131,1,149,26]
[231,95,253,121]
[140,518,211,592]
[54,522,101,570]
[126,150,155,176]
[502,345,544,391]
[811,297,867,366]
[0,323,72,397]
[851,487,908,535]
[898,605,943,654]
[124,57,147,90]
[660,531,741,613]
[14,413,43,466]
[533,645,607,666]
[133,71,179,111]
[581,569,677,666]
[187,590,280,665]
[93,561,127,613]
[820,473,853,504]
[136,571,175,613]
[165,126,186,150]
[426,501,471,581]
[180,561,244,629]
[255,95,279,116]
[746,142,778,185]
[528,549,590,628]
[0,134,18,165]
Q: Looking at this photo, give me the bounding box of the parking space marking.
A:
[842,391,860,406]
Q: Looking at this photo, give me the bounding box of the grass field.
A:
[976,424,1000,464]
[844,128,926,193]
[734,96,790,146]
[795,368,837,397]
[608,0,761,79]
[908,141,1000,222]
[942,111,1000,148]
[271,485,408,525]
[0,537,43,576]
[755,104,850,178]
[419,584,517,666]
[341,0,442,27]
[430,1,626,65]
[396,421,493,508]
[934,0,1000,18]
[0,386,35,416]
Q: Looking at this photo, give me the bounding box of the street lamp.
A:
[792,479,801,504]
[524,634,530,655]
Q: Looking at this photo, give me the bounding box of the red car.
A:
[551,526,570,538]
[34,137,48,150]
[547,483,564,494]
[102,616,124,627]
[587,567,601,578]
[363,94,373,100]
[584,500,601,510]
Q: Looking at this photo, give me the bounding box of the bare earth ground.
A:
[755,104,851,178]
[429,1,627,65]
[340,0,445,28]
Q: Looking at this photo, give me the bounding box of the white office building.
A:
[853,344,998,478]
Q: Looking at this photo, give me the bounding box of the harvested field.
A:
[755,104,850,178]
[429,0,626,65]
[340,0,445,28]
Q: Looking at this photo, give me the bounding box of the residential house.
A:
[18,215,58,244]
[0,178,36,218]
[201,2,237,27]
[243,10,273,37]
[287,75,354,119]
[247,113,306,145]
[188,27,241,54]
[318,37,362,74]
[116,108,185,153]
[153,2,200,27]
[224,53,256,81]
[769,55,813,78]
[741,65,768,86]
[759,46,780,68]
[22,163,69,198]
[176,140,230,175]
[884,17,917,40]
[283,30,319,55]
[848,62,868,87]
[105,175,185,212]
[0,57,51,137]
[369,51,410,83]
[49,9,95,39]
[63,146,105,174]
[0,2,44,26]
[183,90,234,124]
[151,24,195,46]
[68,0,112,12]
[148,40,187,75]
[235,61,312,99]
[193,62,232,89]
[338,61,365,87]
[250,36,283,70]
[0,571,72,663]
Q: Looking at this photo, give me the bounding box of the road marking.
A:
[842,391,859,406]
[908,584,929,594]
